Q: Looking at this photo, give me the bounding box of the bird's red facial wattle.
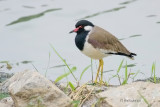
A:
[69,26,83,33]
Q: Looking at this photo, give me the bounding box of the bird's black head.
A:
[69,20,94,34]
[75,20,94,28]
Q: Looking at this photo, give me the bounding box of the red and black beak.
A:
[69,26,83,33]
[69,27,79,33]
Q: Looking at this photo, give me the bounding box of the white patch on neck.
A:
[84,25,93,31]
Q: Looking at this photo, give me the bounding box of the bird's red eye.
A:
[77,25,83,29]
[79,25,83,28]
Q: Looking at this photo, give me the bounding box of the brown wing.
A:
[88,26,131,55]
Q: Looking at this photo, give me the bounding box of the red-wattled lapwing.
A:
[69,20,136,84]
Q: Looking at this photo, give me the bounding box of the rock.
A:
[8,70,72,107]
[0,102,11,107]
[97,82,160,107]
[2,69,159,107]
[0,72,13,83]
[0,97,14,107]
[0,72,20,93]
[0,80,10,93]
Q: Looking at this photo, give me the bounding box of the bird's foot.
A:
[94,80,107,86]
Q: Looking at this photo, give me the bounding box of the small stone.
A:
[0,97,14,107]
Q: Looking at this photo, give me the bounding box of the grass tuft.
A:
[0,93,10,100]
[117,59,124,85]
[68,81,76,91]
[122,61,128,85]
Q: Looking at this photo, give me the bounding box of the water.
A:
[0,0,160,85]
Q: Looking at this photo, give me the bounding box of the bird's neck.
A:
[75,31,89,51]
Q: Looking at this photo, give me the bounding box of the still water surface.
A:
[0,0,160,84]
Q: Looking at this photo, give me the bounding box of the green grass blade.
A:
[50,44,77,81]
[133,70,140,79]
[117,59,124,73]
[71,100,80,107]
[153,62,156,83]
[130,73,135,75]
[122,61,128,85]
[49,64,71,69]
[138,91,151,107]
[31,63,39,72]
[151,63,154,77]
[116,59,124,85]
[151,62,156,83]
[108,74,118,83]
[68,81,75,91]
[45,52,51,77]
[80,65,91,80]
[54,67,76,83]
[125,62,128,80]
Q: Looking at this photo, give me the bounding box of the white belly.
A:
[82,42,109,59]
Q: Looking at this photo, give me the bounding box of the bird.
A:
[69,20,136,84]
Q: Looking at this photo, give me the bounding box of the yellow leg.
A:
[100,59,104,84]
[95,60,101,83]
[95,59,104,84]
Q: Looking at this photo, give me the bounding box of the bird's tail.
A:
[128,53,137,60]
[106,52,137,60]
